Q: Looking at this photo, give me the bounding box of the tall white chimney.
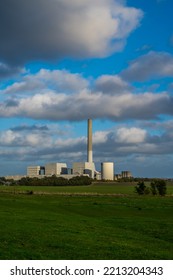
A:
[87,119,93,162]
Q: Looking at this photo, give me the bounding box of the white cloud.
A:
[0,127,52,147]
[55,137,86,148]
[0,88,172,121]
[121,51,173,81]
[37,69,89,92]
[1,66,173,122]
[0,0,143,66]
[93,131,109,144]
[0,130,20,145]
[116,127,147,143]
[25,134,50,147]
[95,75,130,94]
[1,69,88,95]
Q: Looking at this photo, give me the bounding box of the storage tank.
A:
[121,171,132,178]
[101,162,114,180]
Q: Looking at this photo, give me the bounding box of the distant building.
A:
[27,166,41,177]
[101,162,114,180]
[121,171,132,178]
[72,162,95,179]
[4,119,137,181]
[45,163,67,176]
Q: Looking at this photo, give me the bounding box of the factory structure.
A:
[7,119,132,181]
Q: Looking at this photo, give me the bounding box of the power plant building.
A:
[72,162,95,178]
[25,120,119,181]
[121,171,132,178]
[27,166,41,177]
[101,162,114,180]
[45,163,67,176]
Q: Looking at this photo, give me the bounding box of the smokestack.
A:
[87,119,93,162]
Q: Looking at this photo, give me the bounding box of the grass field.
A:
[1,181,173,195]
[0,182,173,260]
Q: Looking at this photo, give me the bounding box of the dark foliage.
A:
[150,180,167,196]
[135,179,167,196]
[0,177,6,185]
[135,181,150,195]
[17,175,93,186]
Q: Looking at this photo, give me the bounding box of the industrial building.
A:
[27,119,97,179]
[5,118,133,181]
[45,163,67,176]
[27,166,41,177]
[4,119,135,181]
[72,162,95,178]
[115,171,133,180]
[101,162,114,180]
[121,171,132,178]
[27,166,45,177]
[23,119,131,181]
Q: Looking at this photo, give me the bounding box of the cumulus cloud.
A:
[0,90,170,120]
[0,128,50,147]
[93,130,109,144]
[0,82,172,121]
[0,0,143,67]
[121,51,173,81]
[36,69,89,92]
[95,75,130,94]
[1,66,173,122]
[0,122,72,148]
[116,127,147,143]
[1,69,88,95]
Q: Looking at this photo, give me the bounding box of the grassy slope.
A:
[0,182,173,260]
[1,181,173,195]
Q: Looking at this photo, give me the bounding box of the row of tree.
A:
[0,175,93,186]
[135,180,167,196]
[0,177,7,185]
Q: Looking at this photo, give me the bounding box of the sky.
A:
[0,0,173,178]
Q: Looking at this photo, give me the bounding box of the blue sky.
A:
[0,0,173,177]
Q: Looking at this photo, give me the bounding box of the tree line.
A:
[135,179,167,196]
[0,175,93,186]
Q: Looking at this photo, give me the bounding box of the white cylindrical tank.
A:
[101,162,114,180]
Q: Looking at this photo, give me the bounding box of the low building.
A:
[121,171,132,178]
[72,162,96,179]
[27,166,41,176]
[45,163,67,176]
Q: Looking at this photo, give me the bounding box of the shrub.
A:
[150,180,167,196]
[69,176,92,186]
[150,181,158,195]
[16,175,92,186]
[135,181,149,195]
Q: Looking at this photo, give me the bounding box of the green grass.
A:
[1,181,173,195]
[0,182,173,260]
[0,181,135,195]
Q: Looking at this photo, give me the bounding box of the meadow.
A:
[0,182,173,260]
